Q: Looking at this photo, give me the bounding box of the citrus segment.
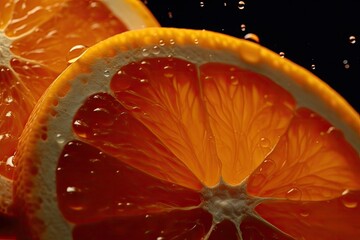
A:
[254,190,360,239]
[72,208,212,240]
[72,92,202,190]
[247,108,360,201]
[110,58,221,187]
[200,63,296,185]
[57,140,202,224]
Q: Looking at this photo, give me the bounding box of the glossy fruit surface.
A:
[14,28,360,239]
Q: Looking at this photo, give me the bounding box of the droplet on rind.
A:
[104,69,111,77]
[152,45,160,55]
[244,33,260,43]
[142,48,149,57]
[56,133,66,145]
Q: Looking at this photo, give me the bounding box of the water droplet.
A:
[244,33,260,43]
[326,126,336,134]
[157,237,165,240]
[4,96,13,103]
[141,48,149,57]
[299,210,310,217]
[163,65,174,78]
[139,78,149,84]
[104,69,111,77]
[66,186,79,193]
[259,137,271,148]
[238,1,245,10]
[56,133,66,145]
[169,39,175,45]
[152,45,160,55]
[286,187,302,201]
[311,64,316,70]
[159,39,165,46]
[349,35,356,44]
[230,75,239,85]
[65,186,86,211]
[341,189,358,208]
[258,158,275,176]
[131,106,142,113]
[200,1,205,7]
[66,45,88,64]
[343,59,350,69]
[223,2,227,7]
[93,107,114,126]
[279,52,285,58]
[168,11,173,18]
[6,156,14,167]
[240,24,246,31]
[5,111,12,117]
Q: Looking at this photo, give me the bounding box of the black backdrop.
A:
[143,0,359,113]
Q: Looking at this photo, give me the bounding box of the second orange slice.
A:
[0,0,159,216]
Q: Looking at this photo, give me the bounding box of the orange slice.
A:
[14,28,360,239]
[0,0,159,216]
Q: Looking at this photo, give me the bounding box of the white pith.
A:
[27,38,360,240]
[0,31,13,67]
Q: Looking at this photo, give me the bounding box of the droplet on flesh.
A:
[286,187,302,201]
[341,189,358,209]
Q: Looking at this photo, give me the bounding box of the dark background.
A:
[143,0,359,113]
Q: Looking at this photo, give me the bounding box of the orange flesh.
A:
[57,140,203,224]
[0,0,128,179]
[255,191,360,239]
[56,57,360,239]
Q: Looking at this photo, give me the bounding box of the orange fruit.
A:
[14,28,360,239]
[0,0,159,217]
